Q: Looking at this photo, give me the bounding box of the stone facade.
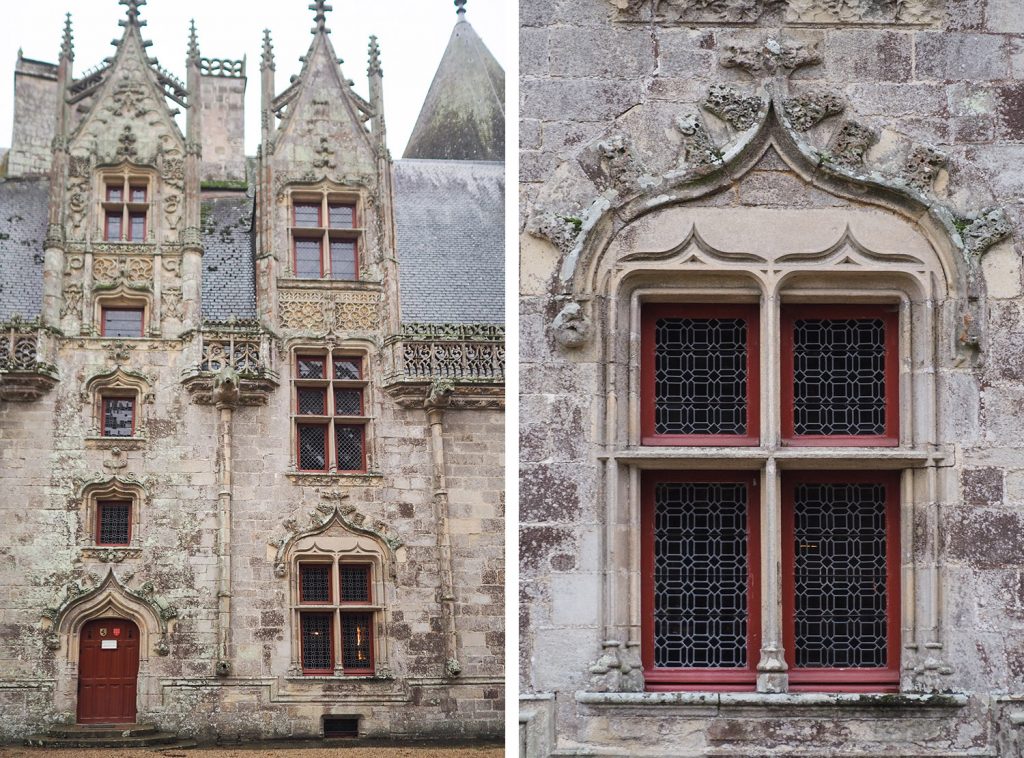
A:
[520,0,1024,756]
[0,0,503,743]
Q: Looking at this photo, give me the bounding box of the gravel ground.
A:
[0,745,503,758]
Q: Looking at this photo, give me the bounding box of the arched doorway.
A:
[77,618,140,724]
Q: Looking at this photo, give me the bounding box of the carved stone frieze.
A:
[116,125,138,160]
[824,120,877,168]
[606,0,941,24]
[782,90,845,131]
[674,113,720,170]
[721,36,821,76]
[81,547,142,563]
[279,291,381,332]
[401,323,505,342]
[901,146,946,193]
[701,84,763,131]
[94,256,154,286]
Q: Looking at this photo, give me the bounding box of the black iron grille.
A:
[792,319,886,436]
[334,388,362,416]
[654,482,749,668]
[336,425,364,471]
[301,564,331,603]
[297,388,327,416]
[301,613,333,671]
[103,398,134,437]
[298,425,327,470]
[793,482,888,668]
[341,613,372,670]
[654,318,748,436]
[340,565,370,603]
[98,501,131,545]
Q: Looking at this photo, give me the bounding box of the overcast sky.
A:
[0,0,508,157]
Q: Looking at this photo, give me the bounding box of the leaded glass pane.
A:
[792,319,886,436]
[98,501,130,545]
[654,318,748,436]
[297,357,325,379]
[334,358,361,380]
[328,204,355,228]
[294,239,322,278]
[104,213,122,241]
[334,388,362,416]
[300,613,333,671]
[103,309,144,338]
[654,482,748,668]
[297,388,326,415]
[294,203,320,228]
[298,424,327,471]
[341,613,372,670]
[336,425,364,471]
[330,240,357,281]
[793,482,888,668]
[128,213,146,241]
[103,397,134,437]
[340,565,370,603]
[300,564,331,603]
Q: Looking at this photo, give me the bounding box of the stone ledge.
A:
[84,436,147,450]
[606,446,938,470]
[575,691,969,710]
[286,472,385,486]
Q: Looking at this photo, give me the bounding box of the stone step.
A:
[24,731,189,749]
[43,722,160,739]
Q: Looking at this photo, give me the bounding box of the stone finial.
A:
[309,0,333,34]
[701,84,763,131]
[782,90,845,132]
[187,19,200,65]
[261,29,275,71]
[825,121,877,168]
[901,146,946,193]
[118,0,147,28]
[721,36,820,77]
[962,207,1012,261]
[368,35,382,77]
[60,13,74,63]
[455,0,467,18]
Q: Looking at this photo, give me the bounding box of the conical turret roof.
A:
[403,7,504,162]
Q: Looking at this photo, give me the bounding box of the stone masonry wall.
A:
[7,57,57,178]
[520,0,1024,755]
[199,72,247,183]
[0,343,503,741]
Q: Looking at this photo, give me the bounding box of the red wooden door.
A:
[77,618,140,724]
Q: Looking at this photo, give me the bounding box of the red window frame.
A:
[641,470,761,691]
[106,185,123,202]
[339,564,372,605]
[328,203,357,229]
[129,185,147,203]
[101,395,137,437]
[296,423,329,472]
[100,307,145,337]
[780,304,899,447]
[298,563,333,605]
[781,470,901,692]
[641,303,761,447]
[293,202,323,228]
[127,212,147,242]
[96,500,132,546]
[328,238,359,281]
[340,612,375,675]
[293,237,324,278]
[299,612,335,675]
[104,212,122,241]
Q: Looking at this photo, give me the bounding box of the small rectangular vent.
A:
[323,716,359,738]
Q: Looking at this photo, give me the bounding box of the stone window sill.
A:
[605,446,939,470]
[84,436,147,450]
[576,691,968,710]
[285,675,392,683]
[277,278,383,292]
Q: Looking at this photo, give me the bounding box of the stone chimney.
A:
[7,52,58,177]
[194,47,247,183]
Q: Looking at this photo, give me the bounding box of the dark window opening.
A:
[129,186,147,203]
[300,564,332,604]
[340,613,373,672]
[297,387,327,416]
[295,238,323,278]
[300,613,334,673]
[334,388,363,416]
[128,212,146,242]
[294,203,321,228]
[334,358,362,380]
[328,204,355,229]
[102,397,135,437]
[97,501,131,545]
[297,424,328,471]
[323,716,359,738]
[336,425,364,472]
[104,212,122,241]
[297,356,326,380]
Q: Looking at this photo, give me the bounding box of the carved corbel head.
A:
[552,301,591,350]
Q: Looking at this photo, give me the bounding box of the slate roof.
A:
[200,195,257,321]
[393,159,504,325]
[403,16,505,162]
[0,177,48,322]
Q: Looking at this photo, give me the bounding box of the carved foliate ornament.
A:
[824,120,878,167]
[701,84,764,131]
[674,113,721,170]
[782,90,845,131]
[901,146,946,193]
[595,134,650,194]
[961,207,1012,262]
[721,36,821,77]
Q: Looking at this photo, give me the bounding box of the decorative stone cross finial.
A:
[60,13,74,62]
[119,0,146,26]
[368,35,382,76]
[187,19,200,64]
[309,0,333,33]
[261,29,275,71]
[455,0,467,18]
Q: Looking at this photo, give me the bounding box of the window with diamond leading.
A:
[290,195,360,280]
[294,561,377,676]
[293,353,369,472]
[781,305,898,446]
[782,471,900,691]
[96,501,131,546]
[641,471,760,690]
[642,304,760,446]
